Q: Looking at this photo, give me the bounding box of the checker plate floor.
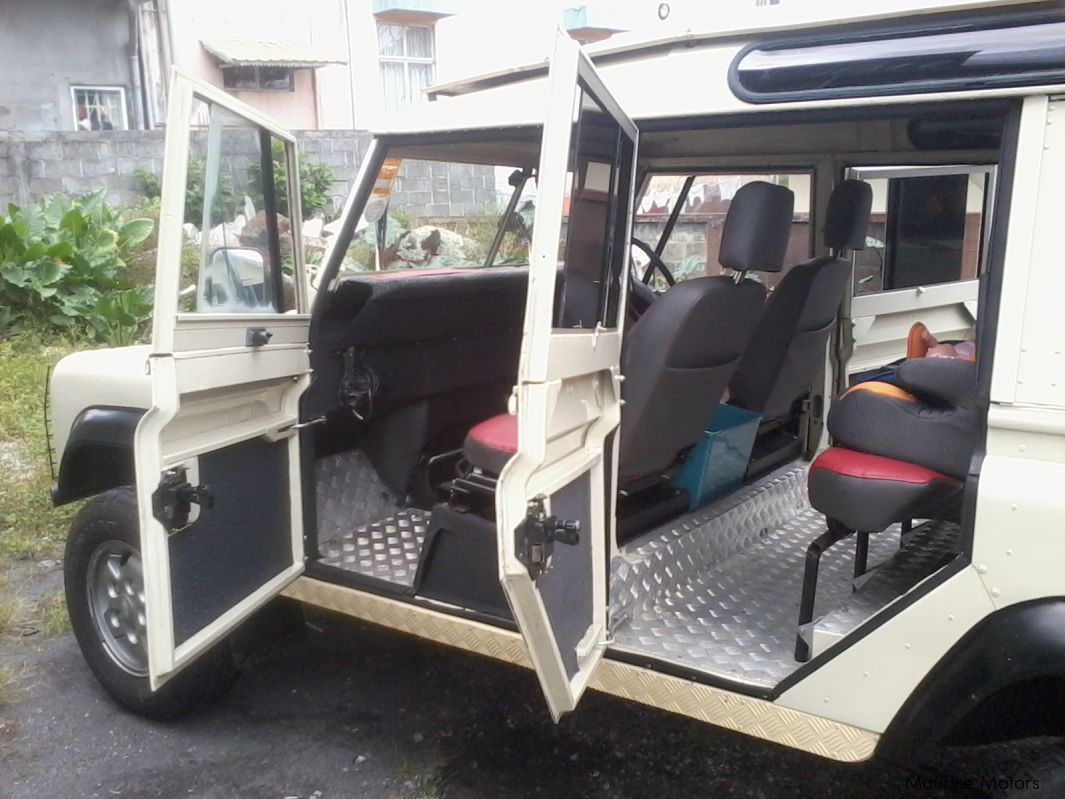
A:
[318,509,429,588]
[611,507,960,688]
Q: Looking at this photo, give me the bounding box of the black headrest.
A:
[719,181,794,273]
[824,179,873,252]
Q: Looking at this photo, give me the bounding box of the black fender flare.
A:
[52,406,145,505]
[878,598,1065,761]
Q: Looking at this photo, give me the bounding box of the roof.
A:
[426,0,1041,100]
[201,39,347,69]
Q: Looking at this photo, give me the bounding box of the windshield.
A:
[336,142,539,275]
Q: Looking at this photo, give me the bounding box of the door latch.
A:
[515,497,581,579]
[246,327,273,347]
[151,466,215,533]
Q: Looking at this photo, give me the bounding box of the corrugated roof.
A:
[201,39,347,68]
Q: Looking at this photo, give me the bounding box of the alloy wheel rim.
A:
[86,540,149,677]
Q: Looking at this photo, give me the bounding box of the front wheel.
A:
[64,487,237,720]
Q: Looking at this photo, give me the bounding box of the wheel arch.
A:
[878,598,1065,762]
[52,406,145,505]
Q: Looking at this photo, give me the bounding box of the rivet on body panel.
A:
[1006,549,1013,557]
[991,588,1001,598]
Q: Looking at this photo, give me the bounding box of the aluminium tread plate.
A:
[318,508,430,588]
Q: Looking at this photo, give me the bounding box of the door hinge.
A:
[151,466,215,533]
[516,497,580,579]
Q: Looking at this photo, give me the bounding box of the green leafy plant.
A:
[249,140,337,218]
[0,191,155,345]
[133,167,161,199]
[135,159,239,225]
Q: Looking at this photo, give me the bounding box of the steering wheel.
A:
[630,237,676,288]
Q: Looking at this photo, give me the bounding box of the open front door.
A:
[135,74,310,688]
[497,35,637,720]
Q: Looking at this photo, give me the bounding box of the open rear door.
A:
[135,73,310,689]
[497,34,637,720]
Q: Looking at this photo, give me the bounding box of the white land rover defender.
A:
[48,2,1065,768]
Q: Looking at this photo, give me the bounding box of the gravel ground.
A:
[1,589,1061,799]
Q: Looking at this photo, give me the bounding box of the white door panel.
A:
[497,34,637,720]
[135,72,309,688]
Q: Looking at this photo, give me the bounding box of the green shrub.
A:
[135,159,240,226]
[249,140,337,218]
[0,191,154,345]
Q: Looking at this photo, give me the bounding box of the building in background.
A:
[0,0,650,133]
[0,0,169,132]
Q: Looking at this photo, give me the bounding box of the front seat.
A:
[728,179,873,421]
[464,180,795,482]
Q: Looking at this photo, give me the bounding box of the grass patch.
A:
[0,663,20,706]
[0,336,78,562]
[0,581,22,637]
[36,592,69,637]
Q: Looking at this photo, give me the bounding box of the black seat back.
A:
[729,179,873,420]
[619,181,794,479]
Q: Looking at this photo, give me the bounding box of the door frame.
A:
[496,33,638,720]
[136,71,310,688]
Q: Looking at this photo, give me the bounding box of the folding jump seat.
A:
[796,357,979,661]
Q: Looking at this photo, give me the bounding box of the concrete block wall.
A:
[0,131,166,210]
[0,130,494,220]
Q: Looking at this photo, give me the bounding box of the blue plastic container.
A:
[669,404,762,510]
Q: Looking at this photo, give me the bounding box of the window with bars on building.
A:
[377,23,435,111]
[221,66,295,92]
[72,86,128,131]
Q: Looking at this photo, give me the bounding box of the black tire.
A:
[64,487,237,720]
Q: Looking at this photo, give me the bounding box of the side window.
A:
[555,86,635,329]
[181,98,297,314]
[850,166,992,295]
[633,172,811,291]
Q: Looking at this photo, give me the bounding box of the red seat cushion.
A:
[464,414,517,473]
[809,447,962,532]
[811,447,959,486]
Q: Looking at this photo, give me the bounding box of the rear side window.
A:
[731,15,1065,104]
[848,166,994,296]
[632,172,811,291]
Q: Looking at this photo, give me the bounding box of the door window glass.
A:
[554,85,635,329]
[180,99,296,314]
[633,172,811,291]
[852,168,990,295]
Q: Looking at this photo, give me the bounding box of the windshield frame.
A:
[312,129,542,300]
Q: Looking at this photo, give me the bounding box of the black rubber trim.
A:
[52,406,145,505]
[877,598,1065,761]
[961,99,1021,556]
[727,5,1065,106]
